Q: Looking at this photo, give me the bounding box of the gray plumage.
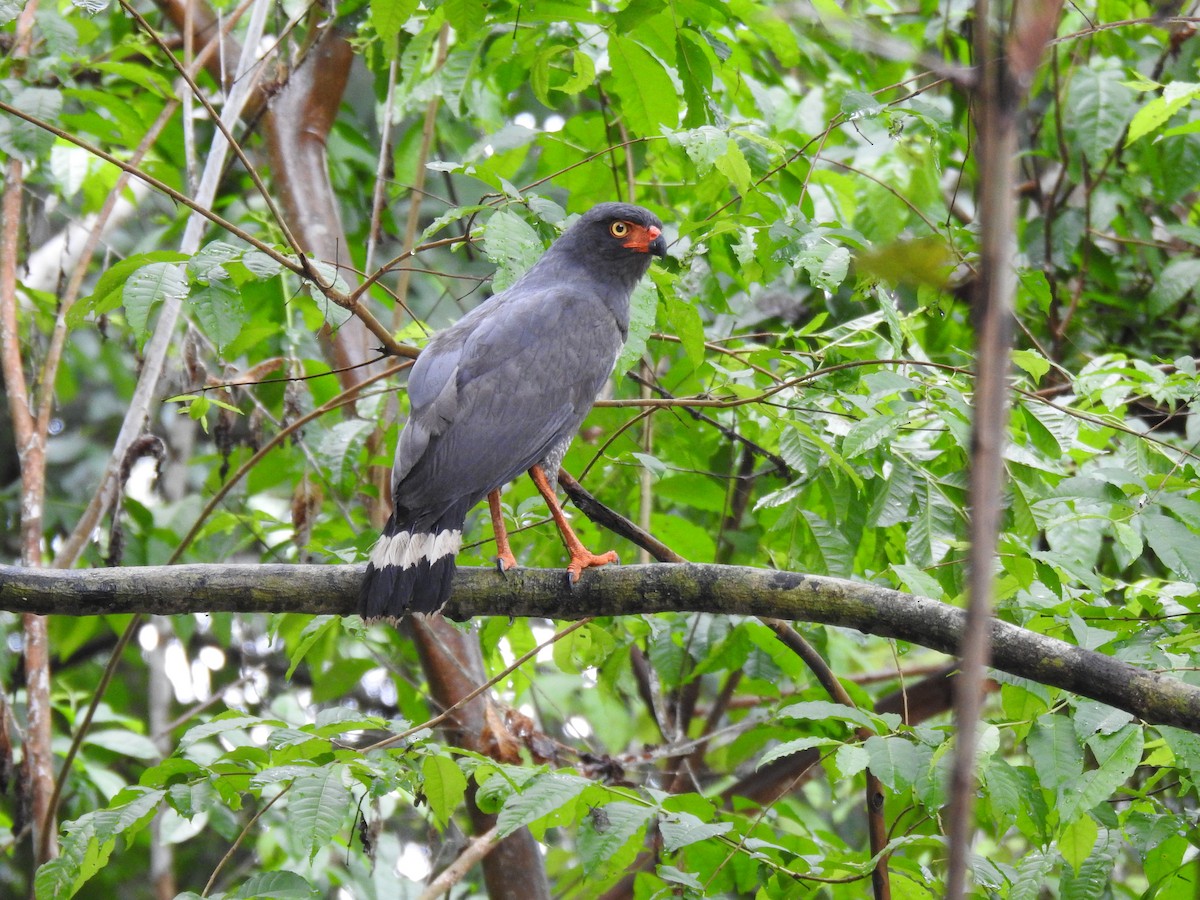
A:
[362,202,667,618]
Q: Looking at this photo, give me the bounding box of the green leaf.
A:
[371,0,417,45]
[1012,349,1051,384]
[669,126,729,174]
[1010,852,1055,900]
[1127,81,1200,145]
[714,140,752,194]
[228,871,319,899]
[664,292,706,372]
[614,280,657,375]
[658,811,732,851]
[835,743,870,779]
[864,735,921,791]
[842,412,904,459]
[317,420,376,487]
[552,621,617,673]
[422,755,468,828]
[1141,513,1200,580]
[1148,258,1200,317]
[1058,815,1098,874]
[443,0,484,36]
[36,789,164,900]
[1028,715,1082,795]
[756,736,839,769]
[285,615,340,679]
[532,45,596,104]
[1060,725,1143,821]
[607,37,679,135]
[85,729,161,761]
[576,801,655,876]
[496,772,590,837]
[191,276,246,350]
[483,209,543,292]
[122,262,188,336]
[1066,67,1135,162]
[180,712,278,747]
[1059,834,1116,900]
[776,700,886,734]
[289,767,352,861]
[0,86,61,159]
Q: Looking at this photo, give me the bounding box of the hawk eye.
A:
[609,221,630,238]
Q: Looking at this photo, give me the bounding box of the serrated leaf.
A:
[123,262,188,336]
[714,141,752,194]
[370,0,417,45]
[85,729,161,761]
[483,209,543,292]
[1059,835,1116,900]
[229,870,319,899]
[1028,715,1082,794]
[842,412,904,459]
[1010,852,1055,900]
[1012,349,1051,383]
[664,292,705,372]
[0,0,22,25]
[864,735,920,791]
[1148,258,1200,317]
[658,811,732,852]
[776,700,881,733]
[422,755,468,828]
[179,713,276,747]
[608,37,679,135]
[755,735,838,769]
[613,280,657,375]
[1066,67,1136,162]
[443,0,484,36]
[0,86,61,159]
[35,788,165,900]
[496,772,590,838]
[192,276,246,350]
[1141,513,1200,580]
[576,801,655,876]
[670,126,728,173]
[289,767,351,861]
[285,615,340,679]
[835,743,870,779]
[1060,725,1143,821]
[317,420,376,486]
[242,249,284,278]
[869,463,914,528]
[1127,82,1200,145]
[1059,815,1098,874]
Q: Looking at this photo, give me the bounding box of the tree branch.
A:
[2,563,1198,734]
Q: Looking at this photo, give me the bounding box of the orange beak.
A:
[622,224,667,257]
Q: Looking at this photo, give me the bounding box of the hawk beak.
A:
[625,224,667,257]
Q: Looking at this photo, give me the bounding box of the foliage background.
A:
[2,0,1200,897]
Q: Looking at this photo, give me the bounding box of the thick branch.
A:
[2,563,1198,733]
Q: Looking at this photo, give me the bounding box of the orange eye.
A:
[610,221,630,238]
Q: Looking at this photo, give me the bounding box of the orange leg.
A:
[488,488,518,572]
[529,464,618,583]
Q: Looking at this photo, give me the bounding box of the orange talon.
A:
[529,465,618,582]
[488,489,518,572]
[566,549,619,584]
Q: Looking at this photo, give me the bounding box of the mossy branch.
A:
[2,562,1198,733]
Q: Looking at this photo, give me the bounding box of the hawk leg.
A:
[529,464,618,583]
[488,488,518,572]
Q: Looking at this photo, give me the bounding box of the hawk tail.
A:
[360,502,468,620]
